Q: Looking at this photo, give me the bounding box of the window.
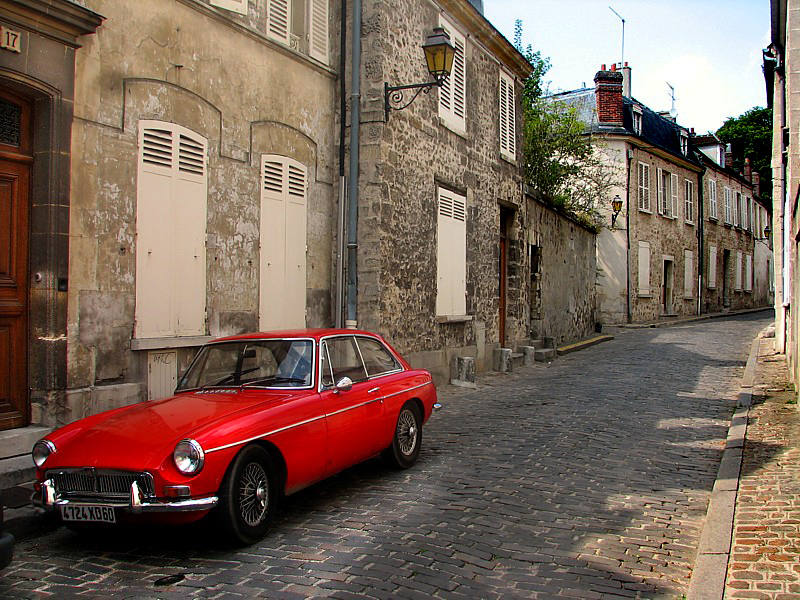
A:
[637,162,650,211]
[357,337,401,377]
[259,155,308,330]
[266,0,329,64]
[499,71,516,161]
[680,132,688,155]
[709,179,717,220]
[735,251,743,291]
[735,192,742,227]
[724,187,732,224]
[135,121,208,339]
[321,337,368,386]
[684,179,694,224]
[633,107,642,135]
[438,15,466,134]
[684,250,694,299]
[671,173,679,219]
[747,197,753,231]
[657,169,678,218]
[437,187,467,316]
[210,0,248,14]
[708,245,717,289]
[638,241,651,296]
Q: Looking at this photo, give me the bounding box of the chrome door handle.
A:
[368,387,380,394]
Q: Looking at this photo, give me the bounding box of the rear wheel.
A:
[382,401,422,469]
[215,445,277,545]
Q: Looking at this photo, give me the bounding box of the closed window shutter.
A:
[308,0,329,64]
[437,188,467,316]
[684,250,693,298]
[136,121,207,339]
[210,0,248,14]
[670,173,679,219]
[745,254,753,291]
[499,72,516,160]
[260,155,308,330]
[735,251,743,290]
[638,162,650,211]
[657,168,664,215]
[267,0,290,45]
[708,246,717,288]
[638,241,650,295]
[438,16,466,133]
[709,180,717,218]
[724,187,731,223]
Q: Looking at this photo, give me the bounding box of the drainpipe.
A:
[626,147,633,323]
[334,0,348,328]
[346,0,362,329]
[696,158,705,316]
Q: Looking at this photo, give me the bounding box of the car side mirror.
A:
[335,377,353,392]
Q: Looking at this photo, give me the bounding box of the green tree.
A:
[515,20,620,229]
[716,106,772,203]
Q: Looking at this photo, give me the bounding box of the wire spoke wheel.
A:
[396,409,418,456]
[238,462,268,526]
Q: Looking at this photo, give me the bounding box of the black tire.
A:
[382,401,422,469]
[215,445,277,545]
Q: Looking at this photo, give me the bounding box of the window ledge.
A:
[132,335,214,351]
[639,208,653,214]
[637,292,653,298]
[436,314,473,324]
[685,220,695,226]
[438,116,467,139]
[500,152,517,166]
[707,285,717,290]
[708,216,719,222]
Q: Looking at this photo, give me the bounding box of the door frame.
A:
[662,256,674,315]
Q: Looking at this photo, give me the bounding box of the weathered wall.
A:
[59,0,337,426]
[527,196,598,345]
[354,0,529,382]
[628,147,701,322]
[701,167,760,313]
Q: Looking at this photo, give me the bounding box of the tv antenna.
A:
[666,82,677,117]
[609,6,625,66]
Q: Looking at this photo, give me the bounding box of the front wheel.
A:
[382,401,422,469]
[215,445,277,545]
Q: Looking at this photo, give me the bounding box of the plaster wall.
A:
[60,0,338,426]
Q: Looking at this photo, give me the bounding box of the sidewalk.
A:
[724,335,800,599]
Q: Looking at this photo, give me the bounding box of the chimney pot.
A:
[601,63,606,71]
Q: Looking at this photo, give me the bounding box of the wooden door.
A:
[499,210,509,347]
[0,90,31,430]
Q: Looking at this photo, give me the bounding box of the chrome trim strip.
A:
[205,380,433,455]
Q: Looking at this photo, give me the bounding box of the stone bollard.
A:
[493,348,513,373]
[521,346,537,367]
[450,356,476,389]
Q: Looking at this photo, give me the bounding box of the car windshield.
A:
[176,339,314,390]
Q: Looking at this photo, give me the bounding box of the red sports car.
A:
[32,329,440,544]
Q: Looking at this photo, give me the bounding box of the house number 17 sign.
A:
[0,26,21,53]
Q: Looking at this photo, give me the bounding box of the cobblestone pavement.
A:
[0,313,770,599]
[725,336,800,599]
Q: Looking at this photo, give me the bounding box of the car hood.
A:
[46,389,301,470]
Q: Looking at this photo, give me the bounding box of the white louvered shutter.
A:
[745,254,753,291]
[638,241,650,295]
[438,16,466,133]
[670,173,679,219]
[735,251,743,290]
[684,250,693,298]
[499,71,516,161]
[267,0,291,45]
[436,188,467,316]
[210,0,248,14]
[657,168,664,215]
[708,246,717,289]
[308,0,329,64]
[136,121,207,339]
[260,155,307,330]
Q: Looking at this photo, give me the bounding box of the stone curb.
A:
[615,306,772,330]
[686,333,761,599]
[556,334,614,356]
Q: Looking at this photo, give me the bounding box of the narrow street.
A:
[0,313,771,599]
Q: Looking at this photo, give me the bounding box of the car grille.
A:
[45,468,155,498]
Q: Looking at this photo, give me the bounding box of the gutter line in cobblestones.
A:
[687,336,760,599]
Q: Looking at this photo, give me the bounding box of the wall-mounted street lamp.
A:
[384,27,456,121]
[756,225,771,246]
[611,194,623,228]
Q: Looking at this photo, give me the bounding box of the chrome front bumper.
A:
[34,478,218,514]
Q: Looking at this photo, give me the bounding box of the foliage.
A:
[514,20,621,229]
[716,106,772,203]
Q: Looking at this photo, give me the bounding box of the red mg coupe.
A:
[32,329,440,544]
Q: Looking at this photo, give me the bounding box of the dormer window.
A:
[632,106,642,135]
[680,131,688,155]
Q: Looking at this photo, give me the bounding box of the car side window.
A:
[356,337,401,377]
[323,337,368,385]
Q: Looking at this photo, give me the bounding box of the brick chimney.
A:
[725,144,733,169]
[753,172,760,197]
[744,157,752,182]
[595,64,624,126]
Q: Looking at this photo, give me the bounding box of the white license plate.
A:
[60,504,116,524]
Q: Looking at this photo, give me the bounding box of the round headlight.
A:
[32,440,56,468]
[173,439,205,475]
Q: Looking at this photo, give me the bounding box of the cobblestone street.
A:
[0,313,771,599]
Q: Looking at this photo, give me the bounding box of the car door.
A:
[319,335,385,475]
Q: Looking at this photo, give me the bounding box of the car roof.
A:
[211,328,383,344]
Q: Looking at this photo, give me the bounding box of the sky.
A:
[483,0,770,134]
